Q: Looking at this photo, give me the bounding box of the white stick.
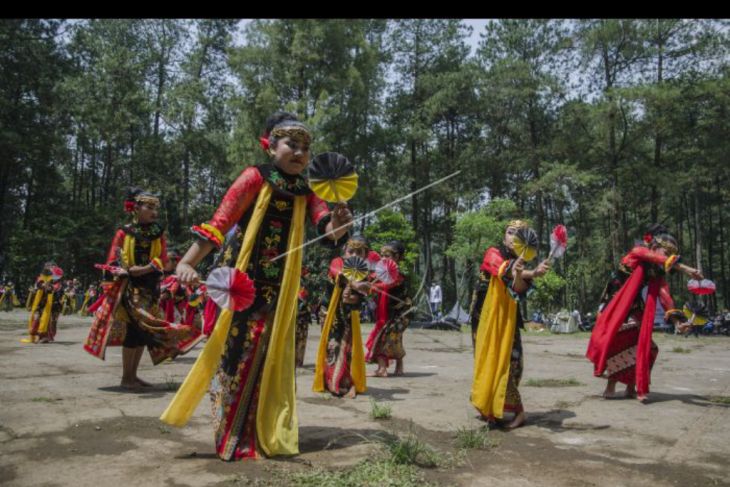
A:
[269,170,462,263]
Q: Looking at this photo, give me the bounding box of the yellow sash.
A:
[161,184,273,427]
[80,292,90,313]
[27,288,45,332]
[256,193,305,456]
[313,284,366,394]
[37,292,54,334]
[122,233,161,267]
[163,183,306,457]
[470,274,517,418]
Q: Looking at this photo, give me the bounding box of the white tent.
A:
[550,309,579,333]
[447,303,470,324]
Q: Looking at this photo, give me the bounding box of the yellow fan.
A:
[308,152,359,203]
[342,256,369,282]
[513,227,539,262]
[683,304,708,326]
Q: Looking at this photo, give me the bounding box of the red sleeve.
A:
[193,166,264,246]
[106,229,126,265]
[306,192,330,226]
[658,278,675,311]
[328,257,344,281]
[622,246,673,270]
[479,247,507,277]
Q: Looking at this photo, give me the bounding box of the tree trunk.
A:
[693,187,702,274]
[650,19,665,223]
[183,148,190,226]
[716,177,727,307]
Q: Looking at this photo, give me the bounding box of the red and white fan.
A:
[373,257,399,285]
[204,267,256,312]
[367,250,381,270]
[547,224,568,263]
[687,279,716,296]
[50,266,64,281]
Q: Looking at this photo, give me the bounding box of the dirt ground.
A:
[1,309,729,486]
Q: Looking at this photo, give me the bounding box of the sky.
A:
[234,19,490,53]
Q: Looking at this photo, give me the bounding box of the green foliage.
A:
[446,198,520,265]
[363,209,418,273]
[453,425,497,450]
[382,431,439,468]
[709,396,730,405]
[1,19,728,316]
[282,460,428,487]
[671,347,692,354]
[369,399,392,420]
[530,271,568,313]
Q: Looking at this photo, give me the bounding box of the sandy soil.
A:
[1,309,729,486]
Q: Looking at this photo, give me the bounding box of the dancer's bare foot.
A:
[135,377,153,388]
[505,411,526,430]
[602,380,618,399]
[344,386,357,399]
[367,369,388,377]
[120,380,142,391]
[637,394,648,403]
[602,392,626,399]
[394,361,404,376]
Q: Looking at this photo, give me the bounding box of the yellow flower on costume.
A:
[274,200,290,212]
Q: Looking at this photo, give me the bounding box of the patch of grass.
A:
[284,459,430,487]
[708,396,730,405]
[225,474,271,486]
[370,398,392,420]
[671,347,692,354]
[561,352,585,359]
[524,378,583,387]
[382,432,439,468]
[225,430,439,486]
[554,400,576,409]
[164,374,181,391]
[158,425,171,434]
[31,397,61,403]
[453,425,497,450]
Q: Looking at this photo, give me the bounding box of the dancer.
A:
[365,241,412,378]
[471,220,549,429]
[313,236,369,397]
[83,188,202,389]
[586,224,702,402]
[162,112,352,460]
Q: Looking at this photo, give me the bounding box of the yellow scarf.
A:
[80,292,91,312]
[162,183,306,457]
[27,275,52,335]
[37,292,54,334]
[470,274,518,419]
[313,284,366,394]
[122,232,161,267]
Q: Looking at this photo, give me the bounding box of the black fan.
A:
[308,152,358,203]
